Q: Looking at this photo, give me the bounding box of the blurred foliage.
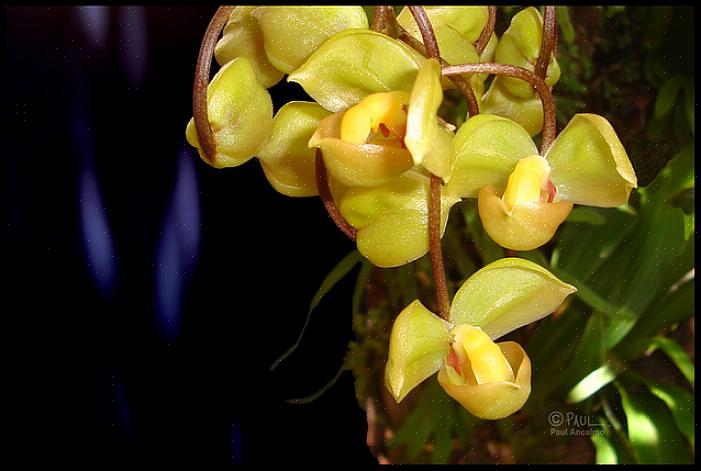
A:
[297,6,693,464]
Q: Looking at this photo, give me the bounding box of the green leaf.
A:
[684,77,694,134]
[445,114,537,199]
[449,258,576,339]
[567,358,627,404]
[251,6,368,75]
[649,337,694,387]
[285,363,346,404]
[460,200,505,265]
[647,145,694,202]
[616,383,691,463]
[646,382,695,447]
[546,114,638,207]
[289,29,425,112]
[591,418,618,464]
[385,300,451,403]
[553,267,635,322]
[270,250,362,371]
[616,279,693,360]
[565,207,606,225]
[559,311,607,392]
[556,6,575,44]
[654,75,683,119]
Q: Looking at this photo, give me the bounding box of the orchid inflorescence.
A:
[187,6,637,420]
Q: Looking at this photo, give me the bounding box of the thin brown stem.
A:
[396,29,480,117]
[192,6,234,165]
[475,6,497,56]
[315,149,357,242]
[408,6,440,59]
[442,62,557,154]
[370,6,397,37]
[429,175,450,320]
[534,6,557,79]
[407,6,451,318]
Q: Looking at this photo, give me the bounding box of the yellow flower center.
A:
[340,91,410,145]
[446,325,514,385]
[501,155,552,214]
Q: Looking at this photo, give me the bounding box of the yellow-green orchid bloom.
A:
[445,113,638,251]
[385,258,576,419]
[480,7,561,136]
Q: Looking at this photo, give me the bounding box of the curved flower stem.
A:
[475,6,497,55]
[534,6,557,79]
[443,62,557,154]
[407,5,450,320]
[315,149,357,242]
[370,6,397,37]
[192,6,234,165]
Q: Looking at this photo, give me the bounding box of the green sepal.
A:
[288,29,425,112]
[214,7,284,88]
[444,114,537,198]
[405,59,455,180]
[251,6,368,75]
[185,57,273,169]
[339,171,460,268]
[480,76,544,137]
[546,113,638,207]
[257,101,331,197]
[494,7,561,99]
[449,257,576,339]
[385,299,451,403]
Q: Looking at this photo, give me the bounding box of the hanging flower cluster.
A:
[186,6,637,421]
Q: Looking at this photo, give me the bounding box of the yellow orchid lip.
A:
[445,325,515,386]
[501,154,553,214]
[340,91,410,145]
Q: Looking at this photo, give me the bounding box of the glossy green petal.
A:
[397,6,489,44]
[438,341,532,419]
[214,7,284,88]
[405,59,455,180]
[385,300,452,403]
[480,76,544,136]
[308,111,414,187]
[185,57,273,169]
[449,257,576,339]
[546,114,638,207]
[494,7,561,98]
[288,29,425,112]
[250,6,368,75]
[444,114,538,198]
[478,185,573,250]
[339,171,460,268]
[257,101,331,197]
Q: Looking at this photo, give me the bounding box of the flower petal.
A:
[545,113,638,207]
[186,57,273,169]
[449,257,576,339]
[494,7,561,99]
[444,114,537,198]
[480,76,544,137]
[438,341,532,420]
[385,299,452,403]
[250,6,368,75]
[478,185,573,250]
[405,59,455,180]
[214,7,284,88]
[309,111,414,187]
[288,29,425,112]
[339,171,460,267]
[257,101,331,197]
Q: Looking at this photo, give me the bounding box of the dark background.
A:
[6,6,375,464]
